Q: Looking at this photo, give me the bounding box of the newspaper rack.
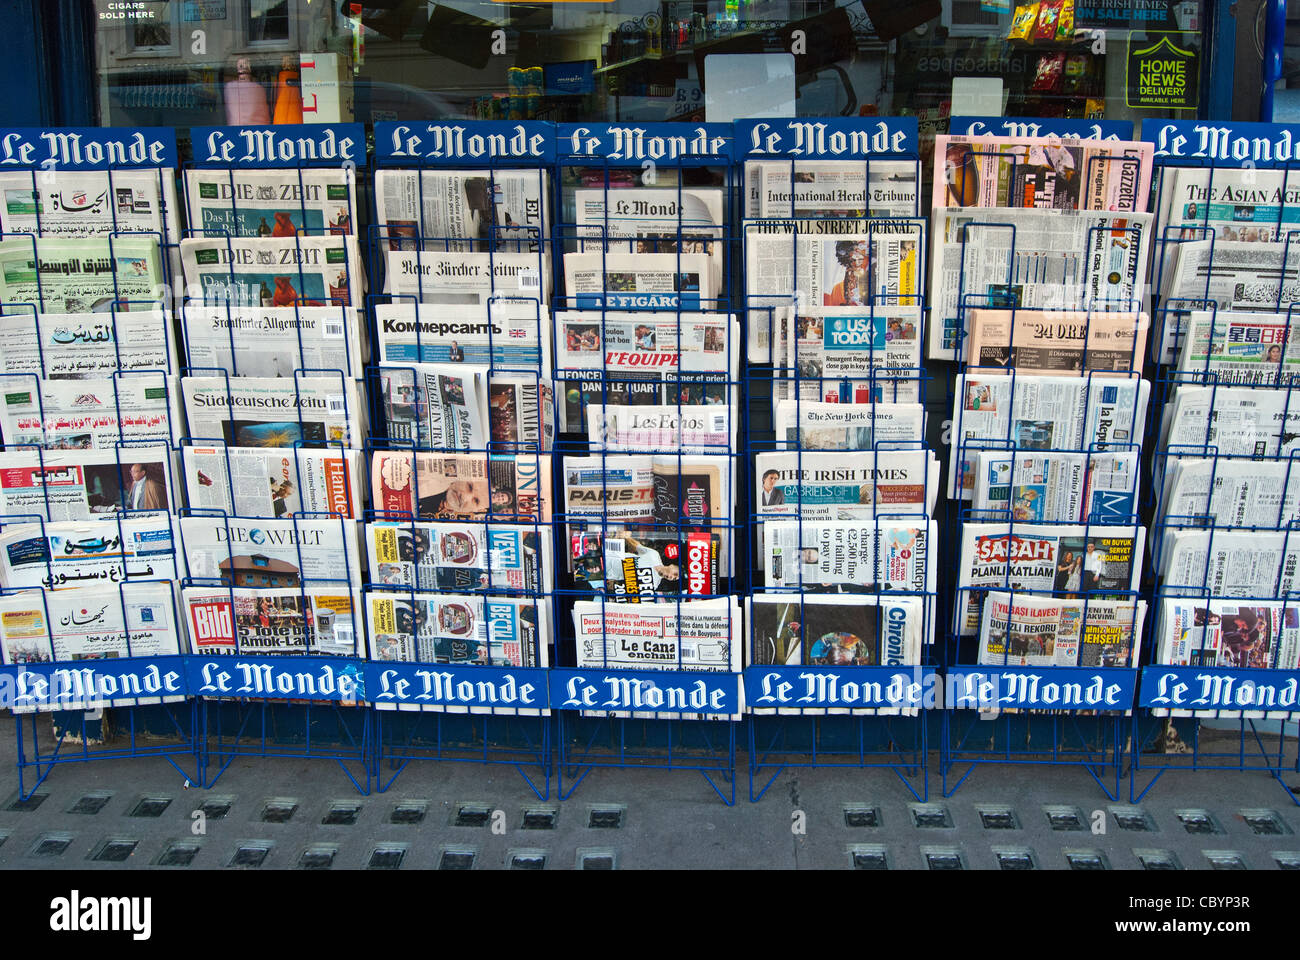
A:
[550,122,741,804]
[740,117,937,802]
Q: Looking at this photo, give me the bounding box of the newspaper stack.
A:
[181,585,362,658]
[180,375,365,450]
[969,450,1141,524]
[755,449,940,520]
[184,167,357,238]
[962,308,1148,375]
[0,516,179,591]
[374,168,549,253]
[371,450,551,524]
[1157,456,1300,531]
[0,373,178,450]
[743,157,919,219]
[977,591,1147,669]
[366,520,550,595]
[0,236,166,314]
[1157,384,1300,458]
[178,515,362,593]
[0,168,180,241]
[1172,310,1300,388]
[374,302,551,370]
[384,249,549,307]
[180,445,362,520]
[0,447,175,520]
[179,235,365,308]
[0,308,177,379]
[570,529,720,602]
[1159,528,1300,599]
[181,303,365,380]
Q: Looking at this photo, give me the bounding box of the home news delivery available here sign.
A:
[1127,35,1199,111]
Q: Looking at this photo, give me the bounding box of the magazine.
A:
[563,251,716,311]
[371,451,551,523]
[0,447,174,520]
[0,374,177,450]
[773,400,925,450]
[971,450,1141,523]
[0,308,176,379]
[744,158,920,218]
[963,308,1148,373]
[184,167,356,238]
[374,168,548,252]
[181,374,364,449]
[376,362,489,450]
[180,445,361,520]
[569,529,720,601]
[179,234,364,308]
[178,515,361,590]
[181,304,365,379]
[182,586,361,657]
[0,236,165,313]
[755,449,940,519]
[366,520,549,594]
[0,516,178,591]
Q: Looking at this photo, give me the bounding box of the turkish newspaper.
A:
[0,373,178,449]
[366,520,549,594]
[181,304,365,379]
[928,208,1153,361]
[963,308,1148,373]
[370,451,551,523]
[585,404,732,455]
[1158,456,1300,529]
[376,362,489,451]
[781,306,923,406]
[0,308,176,379]
[0,447,174,520]
[572,596,741,720]
[1158,529,1300,598]
[934,135,1153,212]
[384,250,549,306]
[970,450,1141,524]
[179,234,364,307]
[180,445,361,519]
[555,310,737,432]
[0,168,179,241]
[773,399,925,450]
[184,167,357,238]
[563,252,716,310]
[978,591,1146,669]
[0,236,165,313]
[374,302,551,370]
[569,529,720,601]
[0,516,178,591]
[755,449,940,519]
[178,515,362,590]
[373,168,549,252]
[1158,384,1300,457]
[743,158,920,218]
[956,522,1146,636]
[950,373,1149,499]
[747,593,926,716]
[181,375,364,449]
[1173,309,1300,386]
[182,586,362,658]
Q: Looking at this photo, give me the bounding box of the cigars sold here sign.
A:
[1126,35,1199,111]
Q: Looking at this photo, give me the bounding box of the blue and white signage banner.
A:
[735,118,918,159]
[365,662,547,711]
[186,655,365,702]
[375,121,555,165]
[1144,119,1300,167]
[1139,666,1300,712]
[558,123,732,162]
[950,116,1135,141]
[0,656,187,710]
[945,666,1137,711]
[0,127,177,170]
[548,668,739,715]
[573,291,704,311]
[190,124,365,168]
[744,666,937,711]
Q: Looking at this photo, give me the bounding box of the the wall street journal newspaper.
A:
[1158,384,1300,457]
[755,449,940,519]
[935,135,1153,212]
[377,362,488,450]
[371,451,551,523]
[374,168,548,252]
[383,250,549,306]
[586,404,732,454]
[928,208,1152,360]
[950,373,1149,499]
[570,529,719,601]
[971,450,1141,523]
[0,308,176,379]
[0,516,178,591]
[180,234,364,307]
[185,167,356,238]
[773,400,925,450]
[956,522,1146,635]
[0,447,174,520]
[1174,309,1300,386]
[1158,528,1300,598]
[0,236,164,313]
[963,308,1148,373]
[182,304,365,379]
[181,375,364,449]
[563,252,716,310]
[0,168,179,240]
[374,302,550,370]
[183,586,361,657]
[367,520,549,594]
[744,158,919,218]
[178,515,361,589]
[181,445,360,519]
[1158,456,1300,528]
[0,374,177,449]
[782,306,923,405]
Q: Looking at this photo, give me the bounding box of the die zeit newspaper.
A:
[185,167,356,238]
[180,235,364,308]
[956,522,1145,636]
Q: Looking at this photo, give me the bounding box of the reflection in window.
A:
[132,20,172,48]
[248,0,290,43]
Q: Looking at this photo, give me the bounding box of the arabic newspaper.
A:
[0,308,176,379]
[744,158,919,218]
[572,596,741,720]
[1159,456,1300,528]
[0,374,177,449]
[747,593,925,716]
[181,304,365,379]
[755,449,940,519]
[555,310,737,431]
[185,167,356,238]
[950,373,1149,499]
[964,308,1148,373]
[773,399,925,450]
[586,403,732,454]
[1173,309,1300,386]
[366,520,549,594]
[928,208,1153,361]
[180,445,360,519]
[376,362,489,450]
[569,528,719,601]
[563,251,716,311]
[374,301,550,372]
[1158,385,1300,457]
[178,516,361,590]
[1158,529,1300,598]
[371,451,551,523]
[956,522,1146,635]
[781,306,923,405]
[934,135,1153,212]
[0,168,179,240]
[374,168,548,252]
[0,517,178,591]
[0,447,174,520]
[0,236,165,313]
[181,375,364,449]
[384,249,548,305]
[970,450,1141,523]
[179,234,364,307]
[182,586,361,657]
